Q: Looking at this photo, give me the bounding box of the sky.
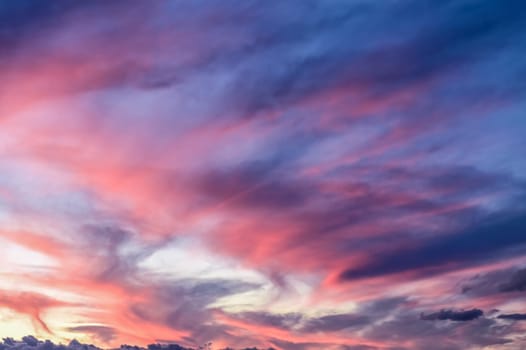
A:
[0,1,525,349]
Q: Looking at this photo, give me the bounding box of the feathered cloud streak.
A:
[0,0,525,349]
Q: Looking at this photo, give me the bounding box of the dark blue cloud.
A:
[366,312,512,350]
[208,0,526,116]
[420,309,483,322]
[497,313,526,321]
[340,210,526,281]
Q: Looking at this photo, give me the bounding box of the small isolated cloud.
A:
[420,309,483,322]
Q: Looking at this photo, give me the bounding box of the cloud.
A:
[228,311,371,334]
[66,326,117,344]
[300,314,370,333]
[366,312,512,350]
[193,161,312,211]
[0,291,71,334]
[0,1,525,349]
[340,210,526,281]
[225,297,406,337]
[79,224,144,282]
[0,1,79,53]
[461,266,526,296]
[497,313,526,321]
[420,309,483,322]
[214,0,526,116]
[498,267,526,292]
[227,312,302,331]
[129,278,261,346]
[0,337,193,350]
[3,0,525,119]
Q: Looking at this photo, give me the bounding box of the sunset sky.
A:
[0,1,525,349]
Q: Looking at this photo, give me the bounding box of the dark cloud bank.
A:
[0,337,275,350]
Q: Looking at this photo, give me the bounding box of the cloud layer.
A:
[0,1,525,349]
